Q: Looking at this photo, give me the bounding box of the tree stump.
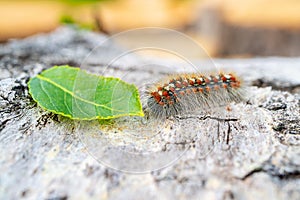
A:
[0,27,299,200]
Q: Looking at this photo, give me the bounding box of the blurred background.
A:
[1,0,300,57]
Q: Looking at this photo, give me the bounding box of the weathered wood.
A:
[0,27,299,200]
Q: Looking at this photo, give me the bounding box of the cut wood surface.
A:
[0,27,299,200]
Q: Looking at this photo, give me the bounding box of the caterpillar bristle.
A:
[143,72,245,119]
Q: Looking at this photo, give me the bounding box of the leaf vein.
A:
[40,80,59,111]
[37,75,124,113]
[64,92,72,115]
[73,98,92,118]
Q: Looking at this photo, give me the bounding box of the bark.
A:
[0,27,299,200]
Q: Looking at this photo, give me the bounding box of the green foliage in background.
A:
[59,0,107,5]
[60,15,95,30]
[59,0,111,32]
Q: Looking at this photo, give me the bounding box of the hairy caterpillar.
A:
[144,72,245,119]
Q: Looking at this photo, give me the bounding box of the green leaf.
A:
[59,15,96,31]
[28,66,144,120]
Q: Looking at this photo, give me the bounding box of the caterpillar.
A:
[144,72,245,119]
